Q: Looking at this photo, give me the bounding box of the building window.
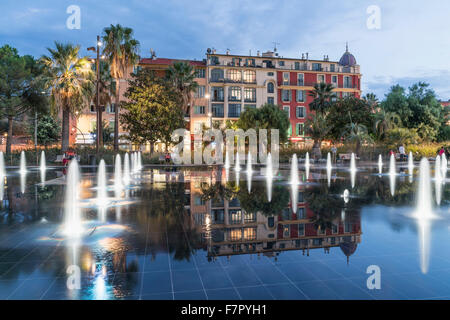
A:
[244,211,256,223]
[279,61,285,67]
[283,72,289,85]
[317,74,325,83]
[211,68,224,81]
[231,57,242,66]
[194,106,205,115]
[195,86,205,98]
[244,87,256,102]
[344,76,352,88]
[243,70,256,83]
[229,210,242,224]
[243,227,256,240]
[281,89,291,102]
[283,106,290,118]
[245,58,255,67]
[107,103,115,113]
[296,123,304,136]
[228,104,241,118]
[194,195,205,205]
[283,225,290,238]
[267,97,274,105]
[297,73,304,86]
[294,62,300,70]
[298,207,306,219]
[211,87,224,101]
[267,82,274,93]
[211,104,224,117]
[228,86,241,101]
[90,105,95,113]
[332,75,338,87]
[298,224,305,236]
[229,229,242,241]
[227,69,241,82]
[210,56,219,65]
[296,106,305,118]
[267,72,274,76]
[296,90,305,102]
[312,63,322,71]
[330,64,335,72]
[196,68,206,78]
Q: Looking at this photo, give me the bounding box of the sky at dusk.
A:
[2,0,450,100]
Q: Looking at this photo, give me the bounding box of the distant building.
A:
[75,44,361,149]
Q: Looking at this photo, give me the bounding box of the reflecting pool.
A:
[1,160,450,300]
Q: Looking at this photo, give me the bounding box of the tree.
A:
[326,96,373,142]
[308,82,336,115]
[363,93,379,111]
[166,61,198,115]
[235,103,290,144]
[305,113,333,159]
[102,24,140,151]
[382,82,443,142]
[342,118,373,155]
[90,120,113,145]
[0,45,47,154]
[120,69,185,153]
[41,42,93,152]
[32,114,60,148]
[373,108,402,140]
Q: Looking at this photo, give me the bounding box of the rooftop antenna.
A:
[272,42,280,52]
[150,48,156,60]
[346,42,349,52]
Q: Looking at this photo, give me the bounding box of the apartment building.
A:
[75,45,361,148]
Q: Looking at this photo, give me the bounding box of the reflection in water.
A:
[266,153,273,202]
[2,158,450,299]
[290,154,299,213]
[246,151,252,193]
[435,156,442,205]
[326,152,332,187]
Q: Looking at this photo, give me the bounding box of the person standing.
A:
[399,144,406,161]
[331,145,337,163]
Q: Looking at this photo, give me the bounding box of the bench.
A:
[339,153,360,161]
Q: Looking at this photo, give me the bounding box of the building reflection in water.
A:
[187,169,362,263]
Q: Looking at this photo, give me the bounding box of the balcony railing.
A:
[211,96,224,102]
[209,78,257,84]
[244,98,256,103]
[228,112,241,118]
[278,81,359,89]
[212,110,224,118]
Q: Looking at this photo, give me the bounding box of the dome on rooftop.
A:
[339,43,357,67]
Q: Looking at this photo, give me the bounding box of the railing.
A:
[212,110,224,118]
[209,78,257,84]
[211,97,224,102]
[244,98,256,103]
[278,81,359,89]
[228,112,241,118]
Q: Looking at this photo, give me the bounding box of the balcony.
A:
[209,78,256,85]
[244,98,256,103]
[228,112,241,118]
[212,110,224,118]
[278,81,359,89]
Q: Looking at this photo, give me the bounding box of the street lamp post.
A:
[88,36,103,153]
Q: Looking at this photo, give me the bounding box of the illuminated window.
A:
[283,72,289,85]
[229,228,242,241]
[244,88,256,102]
[243,70,256,83]
[228,86,241,101]
[283,225,290,238]
[243,227,256,240]
[227,69,241,82]
[229,210,242,224]
[244,211,256,223]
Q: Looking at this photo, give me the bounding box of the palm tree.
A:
[166,61,198,115]
[41,42,93,152]
[342,120,373,156]
[308,82,336,115]
[374,108,402,140]
[305,113,333,159]
[363,93,379,112]
[102,24,140,151]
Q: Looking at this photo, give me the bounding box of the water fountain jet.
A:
[63,160,83,237]
[378,154,383,175]
[290,154,299,213]
[326,152,332,187]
